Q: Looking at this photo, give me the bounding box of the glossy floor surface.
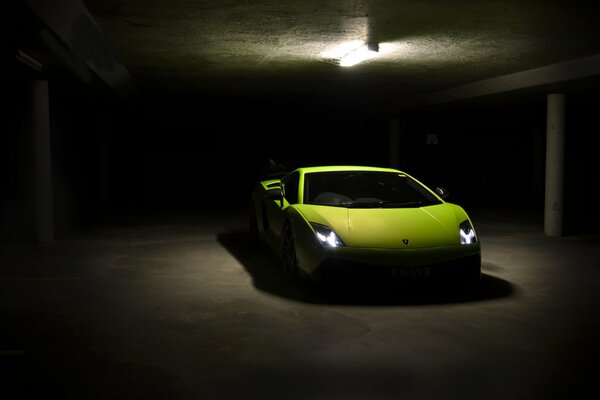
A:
[1,207,599,399]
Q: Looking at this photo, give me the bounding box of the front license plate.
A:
[390,266,432,278]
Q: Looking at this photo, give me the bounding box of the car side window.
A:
[282,172,299,204]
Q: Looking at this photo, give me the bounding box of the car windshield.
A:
[304,171,442,208]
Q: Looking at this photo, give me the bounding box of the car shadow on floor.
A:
[217,230,516,306]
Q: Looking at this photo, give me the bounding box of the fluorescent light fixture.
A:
[321,41,381,67]
[339,41,379,67]
[16,49,43,72]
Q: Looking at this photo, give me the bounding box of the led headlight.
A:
[459,220,477,245]
[310,223,345,247]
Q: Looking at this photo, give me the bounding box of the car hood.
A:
[295,203,467,249]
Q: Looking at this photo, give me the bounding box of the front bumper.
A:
[311,253,481,285]
[297,244,481,285]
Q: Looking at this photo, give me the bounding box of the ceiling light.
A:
[339,41,379,67]
[321,41,381,67]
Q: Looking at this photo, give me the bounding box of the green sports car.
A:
[249,165,481,285]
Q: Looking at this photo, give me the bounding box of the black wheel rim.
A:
[282,228,297,277]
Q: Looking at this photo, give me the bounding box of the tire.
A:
[282,224,300,279]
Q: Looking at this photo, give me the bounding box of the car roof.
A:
[295,165,404,174]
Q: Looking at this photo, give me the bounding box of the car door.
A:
[264,171,299,244]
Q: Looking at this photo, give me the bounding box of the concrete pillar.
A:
[30,80,54,243]
[544,93,565,237]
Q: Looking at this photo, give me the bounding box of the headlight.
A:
[459,220,477,245]
[310,223,345,247]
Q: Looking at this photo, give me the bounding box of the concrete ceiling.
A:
[81,1,600,109]
[15,0,600,116]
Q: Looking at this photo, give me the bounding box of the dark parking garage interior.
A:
[3,1,600,399]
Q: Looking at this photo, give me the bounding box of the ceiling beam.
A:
[404,54,600,109]
[19,0,135,98]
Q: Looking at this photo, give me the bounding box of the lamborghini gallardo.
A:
[249,165,481,285]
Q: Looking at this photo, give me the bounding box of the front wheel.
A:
[282,225,300,279]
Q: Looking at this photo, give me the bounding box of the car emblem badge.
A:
[402,239,409,245]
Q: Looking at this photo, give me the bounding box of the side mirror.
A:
[266,187,283,199]
[266,187,284,207]
[435,187,450,199]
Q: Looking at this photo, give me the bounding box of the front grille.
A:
[312,254,481,285]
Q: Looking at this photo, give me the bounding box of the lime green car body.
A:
[250,165,481,284]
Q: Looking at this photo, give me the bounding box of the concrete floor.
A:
[1,207,599,400]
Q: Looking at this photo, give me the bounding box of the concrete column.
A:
[389,118,400,168]
[544,93,565,237]
[30,80,54,243]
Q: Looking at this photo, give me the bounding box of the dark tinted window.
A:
[304,171,441,208]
